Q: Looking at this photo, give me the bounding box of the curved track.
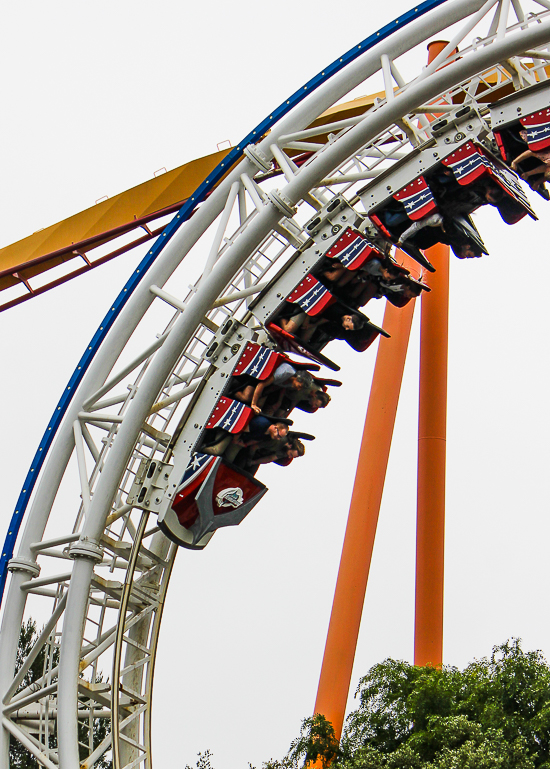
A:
[3,1,550,766]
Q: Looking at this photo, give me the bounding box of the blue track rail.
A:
[0,0,451,604]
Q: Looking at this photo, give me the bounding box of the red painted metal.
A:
[0,223,167,313]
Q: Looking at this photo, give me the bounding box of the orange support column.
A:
[314,274,416,739]
[414,243,450,667]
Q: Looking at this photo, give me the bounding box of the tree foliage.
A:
[255,639,550,769]
[185,751,216,769]
[9,619,50,769]
[9,618,112,769]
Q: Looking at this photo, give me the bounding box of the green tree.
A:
[9,618,112,769]
[185,751,216,769]
[261,640,550,769]
[9,619,50,769]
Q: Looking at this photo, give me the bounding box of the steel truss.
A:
[2,1,550,766]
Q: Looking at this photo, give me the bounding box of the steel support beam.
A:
[414,243,449,667]
[314,267,416,738]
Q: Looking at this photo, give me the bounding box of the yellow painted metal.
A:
[0,148,231,292]
[2,64,548,299]
[0,95,392,294]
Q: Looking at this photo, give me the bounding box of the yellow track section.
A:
[0,149,231,294]
[0,77,521,303]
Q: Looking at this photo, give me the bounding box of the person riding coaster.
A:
[277,301,388,351]
[231,360,311,414]
[227,340,334,419]
[372,181,491,260]
[493,102,550,200]
[272,270,390,352]
[511,129,550,191]
[314,243,429,308]
[370,141,536,262]
[238,432,308,472]
[199,411,293,462]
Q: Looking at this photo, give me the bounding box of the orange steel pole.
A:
[314,268,416,738]
[414,243,450,667]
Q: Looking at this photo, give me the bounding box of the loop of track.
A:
[3,2,550,766]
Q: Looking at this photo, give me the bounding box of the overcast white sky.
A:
[1,1,550,767]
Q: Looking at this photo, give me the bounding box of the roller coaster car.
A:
[437,141,537,225]
[285,273,337,317]
[493,109,550,161]
[162,337,322,548]
[493,108,550,199]
[308,309,388,353]
[370,142,535,261]
[230,341,319,386]
[382,271,430,308]
[165,452,267,548]
[266,322,341,371]
[322,227,383,271]
[312,227,396,307]
[491,81,550,170]
[270,273,390,354]
[228,341,324,417]
[372,197,488,261]
[231,341,285,381]
[321,228,430,308]
[368,175,438,271]
[160,391,273,548]
[267,372,340,416]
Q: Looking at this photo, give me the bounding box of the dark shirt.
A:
[247,416,272,439]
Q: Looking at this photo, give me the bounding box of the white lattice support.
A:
[4,2,550,766]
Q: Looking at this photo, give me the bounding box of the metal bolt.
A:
[194,424,199,428]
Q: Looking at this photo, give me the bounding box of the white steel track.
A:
[3,1,550,766]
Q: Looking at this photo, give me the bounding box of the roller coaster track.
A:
[2,0,550,766]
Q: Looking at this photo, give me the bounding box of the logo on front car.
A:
[216,487,244,509]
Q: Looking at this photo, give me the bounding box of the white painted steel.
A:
[3,2,550,766]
